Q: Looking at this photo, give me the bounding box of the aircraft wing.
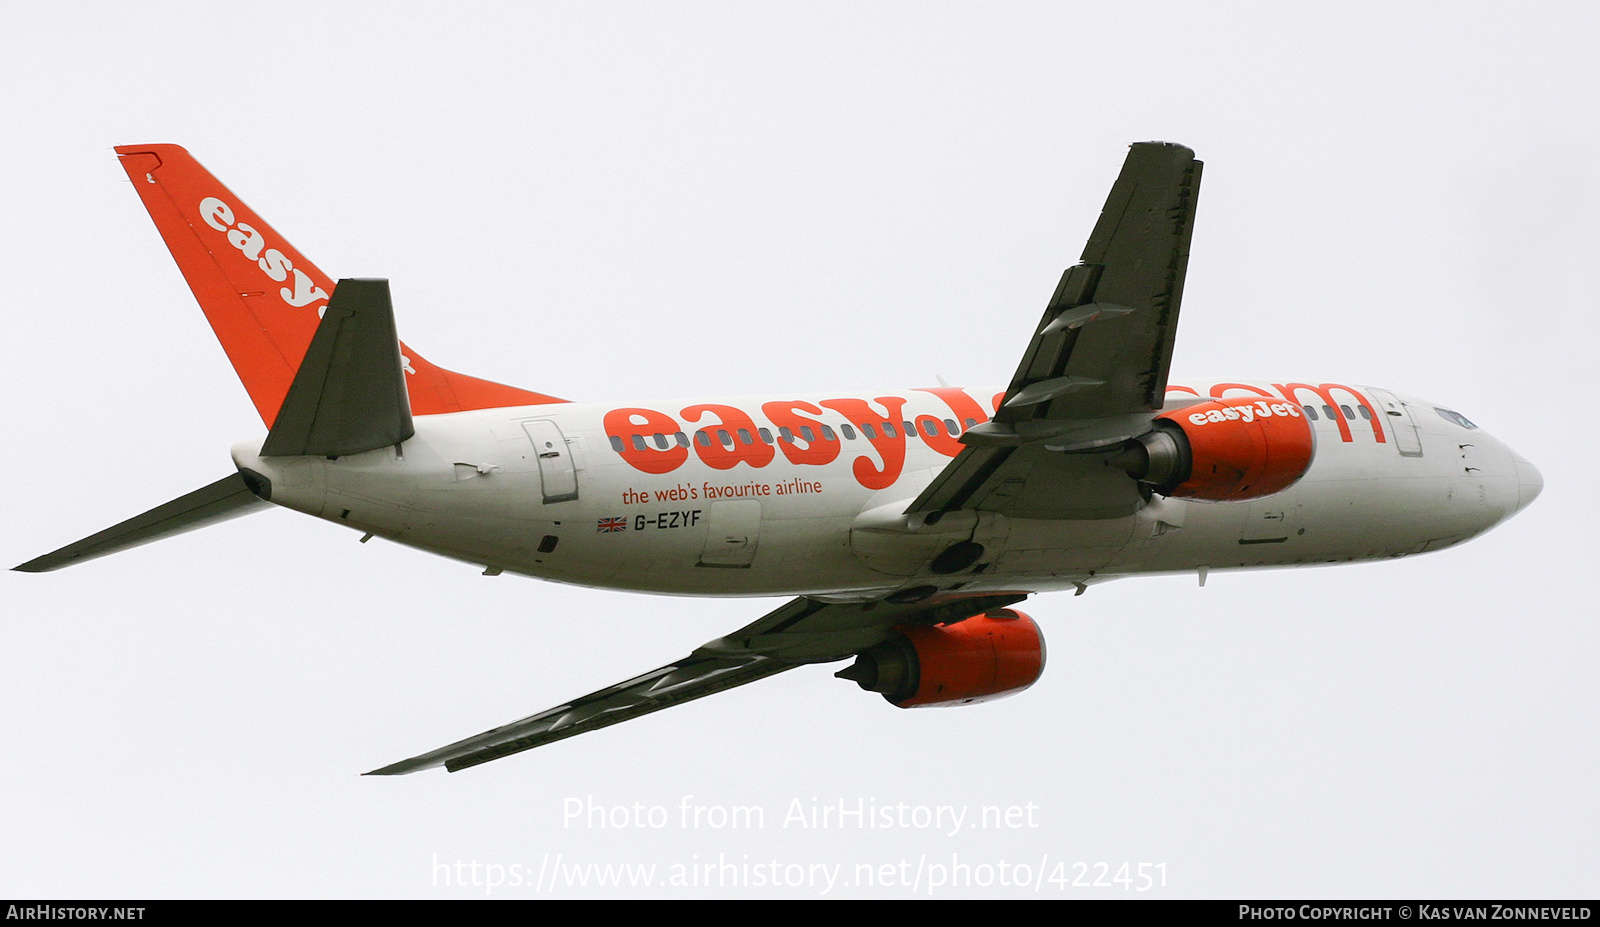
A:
[908,142,1202,520]
[367,590,1026,774]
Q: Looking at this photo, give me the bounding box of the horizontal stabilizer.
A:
[14,473,267,573]
[260,279,414,457]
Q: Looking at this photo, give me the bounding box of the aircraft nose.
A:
[1512,450,1543,515]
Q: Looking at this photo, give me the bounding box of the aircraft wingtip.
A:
[363,759,434,776]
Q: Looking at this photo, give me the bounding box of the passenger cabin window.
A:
[652,433,669,449]
[609,435,625,452]
[1357,405,1373,420]
[1339,404,1356,420]
[821,424,838,442]
[841,424,858,440]
[964,417,979,429]
[737,428,753,446]
[717,429,734,448]
[674,432,690,448]
[1322,405,1337,420]
[694,430,712,447]
[758,427,774,445]
[861,423,878,439]
[883,422,898,438]
[920,420,937,437]
[944,419,959,435]
[779,426,795,443]
[1303,406,1319,420]
[630,435,647,451]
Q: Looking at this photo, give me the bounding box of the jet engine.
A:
[836,609,1046,707]
[1110,396,1314,501]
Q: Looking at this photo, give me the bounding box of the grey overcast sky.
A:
[2,1,1594,899]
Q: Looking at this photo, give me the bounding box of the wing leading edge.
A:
[909,142,1202,520]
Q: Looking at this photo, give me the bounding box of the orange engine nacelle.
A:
[835,609,1046,708]
[1111,396,1315,502]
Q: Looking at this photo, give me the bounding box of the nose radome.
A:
[1512,451,1543,515]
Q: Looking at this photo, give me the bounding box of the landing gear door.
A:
[522,420,579,503]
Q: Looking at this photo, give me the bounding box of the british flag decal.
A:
[596,517,628,533]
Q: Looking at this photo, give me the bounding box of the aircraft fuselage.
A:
[233,379,1539,600]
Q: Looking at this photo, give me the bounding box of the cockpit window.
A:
[1435,408,1478,429]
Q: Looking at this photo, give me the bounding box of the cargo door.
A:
[1240,502,1301,544]
[698,500,761,568]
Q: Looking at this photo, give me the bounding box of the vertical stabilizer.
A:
[114,144,564,425]
[260,279,415,458]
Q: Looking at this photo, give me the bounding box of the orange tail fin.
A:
[115,144,563,425]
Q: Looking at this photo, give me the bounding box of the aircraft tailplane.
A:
[13,473,268,573]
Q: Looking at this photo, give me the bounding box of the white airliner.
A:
[16,142,1543,774]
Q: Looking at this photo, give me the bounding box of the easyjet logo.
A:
[1185,400,1301,426]
[604,388,992,490]
[198,197,329,309]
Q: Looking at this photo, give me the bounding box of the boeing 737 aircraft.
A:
[16,142,1543,774]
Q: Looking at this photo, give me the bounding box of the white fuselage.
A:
[232,379,1541,600]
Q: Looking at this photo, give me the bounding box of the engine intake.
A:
[836,609,1046,707]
